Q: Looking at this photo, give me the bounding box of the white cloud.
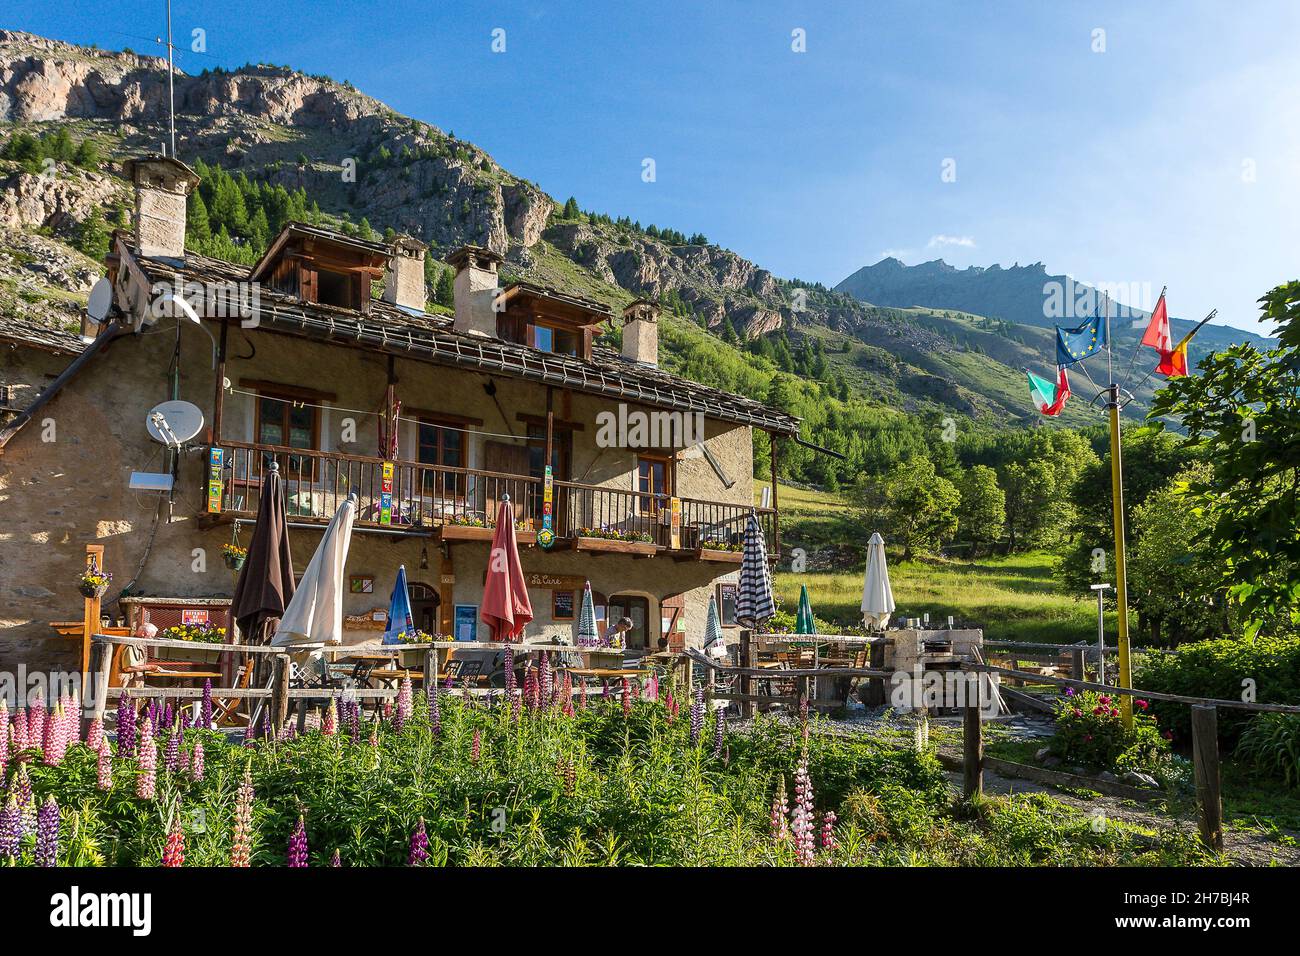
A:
[927,234,977,249]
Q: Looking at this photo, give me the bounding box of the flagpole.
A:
[1107,381,1134,729]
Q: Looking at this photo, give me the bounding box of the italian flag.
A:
[1027,366,1070,417]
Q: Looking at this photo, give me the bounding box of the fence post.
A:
[89,639,113,727]
[1070,647,1085,681]
[739,629,754,718]
[865,640,886,706]
[270,653,291,733]
[424,648,439,693]
[1191,705,1223,852]
[963,691,983,800]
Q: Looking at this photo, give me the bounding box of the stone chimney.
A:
[447,245,504,337]
[621,299,661,366]
[121,155,200,261]
[383,234,428,310]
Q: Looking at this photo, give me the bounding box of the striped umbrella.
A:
[735,512,775,630]
[795,584,817,635]
[703,592,728,659]
[576,581,599,647]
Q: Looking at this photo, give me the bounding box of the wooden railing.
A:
[208,441,776,551]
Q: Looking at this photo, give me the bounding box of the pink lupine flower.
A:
[621,678,632,718]
[408,818,430,866]
[28,697,46,750]
[136,721,157,800]
[539,652,552,705]
[13,707,28,750]
[230,768,254,867]
[664,691,677,725]
[42,700,61,764]
[819,811,838,853]
[771,777,790,841]
[368,721,379,748]
[86,717,102,753]
[579,681,588,711]
[191,739,205,782]
[0,719,8,781]
[287,815,309,867]
[471,728,481,763]
[162,816,185,867]
[394,676,413,733]
[790,751,816,866]
[322,699,337,737]
[96,738,113,791]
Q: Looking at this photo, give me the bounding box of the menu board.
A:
[718,583,738,626]
[552,589,575,621]
[454,605,478,642]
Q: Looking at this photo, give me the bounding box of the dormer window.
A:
[250,222,390,315]
[490,281,614,362]
[533,323,581,357]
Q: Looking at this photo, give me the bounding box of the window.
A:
[418,420,466,498]
[637,454,672,514]
[532,324,580,356]
[316,269,354,309]
[256,392,319,477]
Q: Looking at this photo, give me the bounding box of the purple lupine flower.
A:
[348,700,361,744]
[13,764,35,835]
[164,724,181,772]
[689,687,704,747]
[0,797,20,859]
[181,710,192,731]
[470,728,481,763]
[36,795,59,867]
[145,699,158,735]
[190,738,205,782]
[117,699,136,759]
[96,738,113,790]
[287,815,309,867]
[330,848,341,867]
[429,689,441,737]
[408,818,429,866]
[161,702,174,731]
[504,647,516,697]
[201,679,213,729]
[713,710,726,758]
[539,653,552,705]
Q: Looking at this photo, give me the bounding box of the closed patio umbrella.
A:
[273,493,357,648]
[861,532,896,630]
[230,460,295,644]
[576,581,599,647]
[795,584,817,635]
[480,494,533,642]
[703,591,728,659]
[735,513,775,630]
[382,564,414,645]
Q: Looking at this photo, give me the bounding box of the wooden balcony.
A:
[204,441,776,560]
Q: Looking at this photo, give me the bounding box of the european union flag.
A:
[1055,311,1108,367]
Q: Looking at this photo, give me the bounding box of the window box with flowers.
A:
[574,526,656,556]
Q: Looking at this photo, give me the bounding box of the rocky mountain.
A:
[836,257,1274,362]
[0,29,1236,428]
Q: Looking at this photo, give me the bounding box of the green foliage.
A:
[1133,636,1300,747]
[1237,714,1300,789]
[956,464,1006,555]
[1050,689,1170,773]
[859,457,960,560]
[185,158,314,264]
[1148,281,1300,637]
[1,128,102,173]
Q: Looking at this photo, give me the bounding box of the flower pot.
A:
[224,553,246,572]
[79,583,108,599]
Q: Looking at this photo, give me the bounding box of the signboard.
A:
[181,609,209,625]
[717,583,739,626]
[669,496,682,549]
[206,448,224,513]
[379,461,394,525]
[537,464,555,548]
[552,590,575,620]
[524,572,587,590]
[454,605,478,642]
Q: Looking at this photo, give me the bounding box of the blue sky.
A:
[10,1,1298,333]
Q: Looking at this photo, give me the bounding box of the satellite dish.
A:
[156,291,201,324]
[87,277,113,324]
[146,400,205,447]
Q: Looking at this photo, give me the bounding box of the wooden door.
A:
[484,440,531,524]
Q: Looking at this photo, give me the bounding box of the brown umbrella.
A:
[231,460,296,644]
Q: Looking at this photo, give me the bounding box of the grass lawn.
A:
[774,552,1114,645]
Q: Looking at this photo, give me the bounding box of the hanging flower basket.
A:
[78,566,112,600]
[78,582,109,599]
[222,543,248,572]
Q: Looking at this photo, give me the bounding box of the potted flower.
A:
[158,622,228,665]
[78,566,112,599]
[222,543,248,572]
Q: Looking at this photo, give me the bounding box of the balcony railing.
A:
[208,441,776,555]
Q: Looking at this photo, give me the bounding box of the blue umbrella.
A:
[382,564,414,644]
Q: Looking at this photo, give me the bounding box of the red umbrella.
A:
[480,494,532,642]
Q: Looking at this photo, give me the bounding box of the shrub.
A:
[1050,689,1170,773]
[1133,637,1300,747]
[1237,713,1300,789]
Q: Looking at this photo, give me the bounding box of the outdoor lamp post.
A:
[1089,583,1112,685]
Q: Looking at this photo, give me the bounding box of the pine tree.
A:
[187,191,213,243]
[562,196,580,219]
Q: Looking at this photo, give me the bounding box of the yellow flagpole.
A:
[1107,383,1133,728]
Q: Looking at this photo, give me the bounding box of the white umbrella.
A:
[273,493,357,648]
[861,532,895,630]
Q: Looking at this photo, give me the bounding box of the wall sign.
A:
[181,609,209,625]
[524,572,587,590]
[349,575,374,594]
[454,605,478,642]
[379,462,394,525]
[206,447,224,513]
[537,464,555,548]
[718,583,738,626]
[552,589,575,621]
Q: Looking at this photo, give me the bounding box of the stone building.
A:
[0,156,797,675]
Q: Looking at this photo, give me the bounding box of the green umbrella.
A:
[795,584,817,635]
